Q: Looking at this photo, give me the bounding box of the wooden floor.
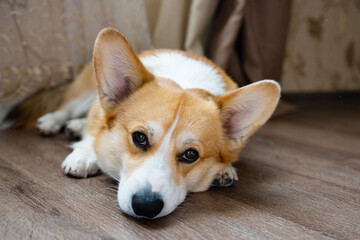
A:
[1,103,359,239]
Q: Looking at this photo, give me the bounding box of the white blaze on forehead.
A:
[144,104,182,193]
[150,103,182,169]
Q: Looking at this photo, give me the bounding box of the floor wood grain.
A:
[1,104,359,240]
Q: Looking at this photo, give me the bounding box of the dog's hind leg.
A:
[37,63,96,136]
[36,94,94,136]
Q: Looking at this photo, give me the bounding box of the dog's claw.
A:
[68,170,77,177]
[212,174,233,187]
[211,165,238,187]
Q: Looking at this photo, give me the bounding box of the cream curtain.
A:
[0,0,219,124]
[1,0,356,125]
[0,0,153,123]
[208,0,292,86]
[208,0,295,116]
[145,0,218,55]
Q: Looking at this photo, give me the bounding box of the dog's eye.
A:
[132,132,149,150]
[179,149,199,163]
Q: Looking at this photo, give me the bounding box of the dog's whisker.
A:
[104,189,118,194]
[101,185,118,191]
[102,187,118,192]
[101,168,120,183]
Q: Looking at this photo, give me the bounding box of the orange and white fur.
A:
[36,28,280,218]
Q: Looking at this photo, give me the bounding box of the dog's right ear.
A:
[93,28,153,111]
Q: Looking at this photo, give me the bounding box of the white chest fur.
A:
[140,52,226,96]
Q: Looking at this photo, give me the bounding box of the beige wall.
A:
[282,0,360,92]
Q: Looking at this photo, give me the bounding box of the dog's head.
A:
[92,28,280,218]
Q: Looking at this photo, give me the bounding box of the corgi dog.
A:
[36,28,280,218]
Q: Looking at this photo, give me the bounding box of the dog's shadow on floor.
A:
[184,159,275,215]
[127,158,275,229]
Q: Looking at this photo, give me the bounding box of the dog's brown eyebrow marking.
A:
[146,126,155,137]
[184,138,197,145]
[143,123,164,145]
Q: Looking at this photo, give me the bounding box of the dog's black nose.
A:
[131,190,164,218]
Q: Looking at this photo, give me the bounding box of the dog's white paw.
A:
[37,112,66,136]
[61,137,99,178]
[65,118,87,140]
[212,164,238,187]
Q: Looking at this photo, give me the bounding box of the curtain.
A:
[208,0,292,86]
[0,0,152,123]
[0,0,220,123]
[145,0,218,55]
[0,0,294,124]
[207,0,295,116]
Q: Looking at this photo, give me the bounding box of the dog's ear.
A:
[93,28,153,111]
[218,80,280,146]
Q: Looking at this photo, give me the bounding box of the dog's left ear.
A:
[93,28,153,111]
[218,80,280,146]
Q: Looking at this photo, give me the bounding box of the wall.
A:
[282,0,360,92]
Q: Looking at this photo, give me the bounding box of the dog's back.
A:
[139,50,238,94]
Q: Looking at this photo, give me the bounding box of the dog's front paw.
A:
[61,147,99,178]
[37,113,65,136]
[65,118,87,140]
[212,164,238,187]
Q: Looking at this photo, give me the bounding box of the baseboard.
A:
[282,91,360,108]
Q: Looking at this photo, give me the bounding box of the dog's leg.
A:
[36,93,94,136]
[37,64,96,136]
[211,164,238,187]
[65,117,87,140]
[61,136,99,178]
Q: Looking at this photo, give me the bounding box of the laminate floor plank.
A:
[243,133,360,192]
[226,160,360,239]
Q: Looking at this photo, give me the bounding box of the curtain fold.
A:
[0,0,294,123]
[208,0,292,86]
[207,0,295,116]
[145,0,218,55]
[0,0,152,123]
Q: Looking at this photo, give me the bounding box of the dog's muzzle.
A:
[131,187,164,218]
